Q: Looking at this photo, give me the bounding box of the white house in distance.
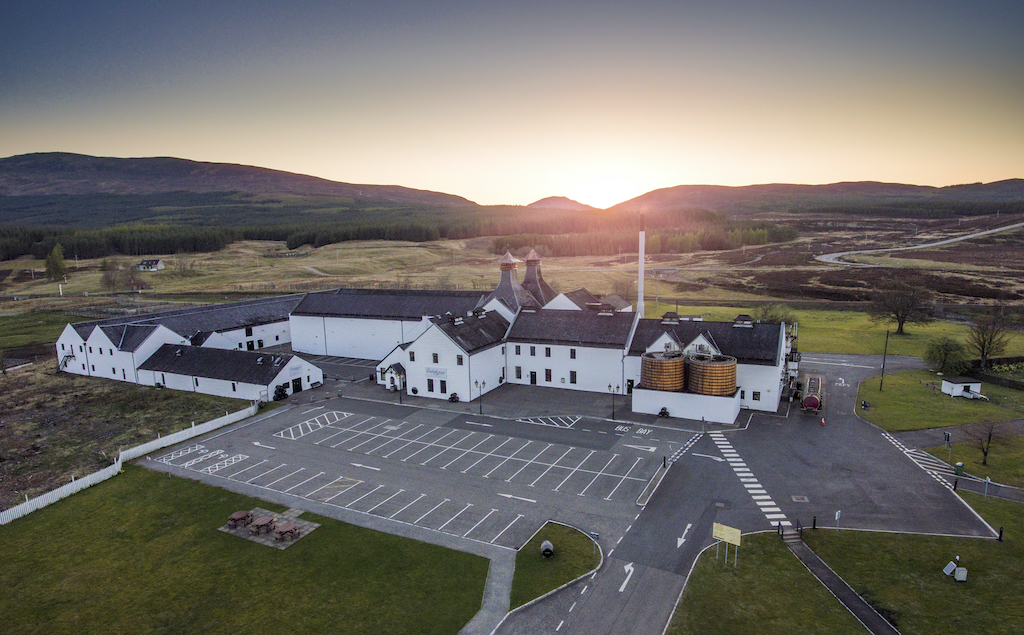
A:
[289,288,490,360]
[137,259,165,271]
[377,309,509,401]
[138,345,323,401]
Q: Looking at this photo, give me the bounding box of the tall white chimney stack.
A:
[637,213,645,318]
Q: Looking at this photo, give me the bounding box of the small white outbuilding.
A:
[941,377,986,400]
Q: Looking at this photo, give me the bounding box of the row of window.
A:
[513,367,577,384]
[410,351,467,365]
[426,378,448,394]
[739,390,761,401]
[66,344,117,356]
[512,345,576,359]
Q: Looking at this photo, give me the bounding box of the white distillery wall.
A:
[402,326,504,401]
[290,315,328,356]
[56,325,89,376]
[85,329,138,384]
[736,363,785,412]
[632,388,741,424]
[221,320,291,351]
[139,358,323,401]
[291,315,432,360]
[506,343,625,394]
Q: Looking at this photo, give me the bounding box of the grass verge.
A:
[0,310,82,351]
[803,491,1022,634]
[926,436,1024,488]
[666,532,864,635]
[856,370,1023,432]
[509,522,600,609]
[0,465,489,635]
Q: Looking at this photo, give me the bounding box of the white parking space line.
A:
[464,509,498,538]
[384,426,440,458]
[438,504,472,532]
[441,434,493,469]
[367,489,405,513]
[578,454,619,497]
[283,471,325,493]
[366,424,424,454]
[346,484,384,508]
[245,463,288,484]
[227,459,267,478]
[403,429,459,462]
[306,476,348,498]
[415,499,450,524]
[265,467,305,488]
[323,481,364,502]
[491,514,523,544]
[419,432,474,465]
[528,447,574,487]
[605,457,643,501]
[462,438,514,473]
[346,419,396,451]
[505,443,553,482]
[155,444,204,463]
[555,450,596,491]
[331,419,391,449]
[390,493,427,519]
[484,440,533,478]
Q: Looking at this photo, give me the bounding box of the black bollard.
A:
[812,515,817,530]
[663,456,667,468]
[999,526,1004,542]
[953,479,958,491]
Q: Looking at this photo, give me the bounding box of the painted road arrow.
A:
[677,523,693,548]
[252,442,276,450]
[619,562,635,592]
[622,444,656,452]
[351,463,381,471]
[692,453,724,462]
[498,493,537,503]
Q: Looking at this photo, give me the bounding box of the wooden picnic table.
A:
[249,516,275,535]
[228,510,253,529]
[274,522,301,542]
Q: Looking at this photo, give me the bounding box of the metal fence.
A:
[0,402,259,526]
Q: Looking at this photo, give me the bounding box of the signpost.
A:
[945,431,952,462]
[835,509,841,533]
[713,522,741,567]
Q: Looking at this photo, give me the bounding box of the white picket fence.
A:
[0,402,259,526]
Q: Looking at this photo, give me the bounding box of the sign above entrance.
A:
[425,367,448,379]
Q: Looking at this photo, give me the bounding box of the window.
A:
[161,374,166,384]
[515,366,522,379]
[275,335,280,341]
[427,378,435,392]
[257,339,263,348]
[245,327,253,336]
[194,378,199,387]
[530,346,536,356]
[89,347,93,353]
[238,343,243,349]
[545,369,552,382]
[122,370,126,380]
[740,390,745,400]
[409,351,415,362]
[109,349,113,356]
[82,364,86,370]
[570,348,576,359]
[440,380,447,394]
[232,382,237,392]
[91,365,95,371]
[545,347,551,357]
[457,355,463,366]
[61,343,65,351]
[432,352,439,364]
[379,369,385,381]
[515,345,521,355]
[79,345,83,352]
[570,371,577,384]
[753,391,761,401]
[501,346,505,355]
[112,367,116,374]
[98,348,102,355]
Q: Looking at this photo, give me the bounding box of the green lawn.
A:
[666,533,864,635]
[803,492,1023,635]
[856,370,1022,432]
[656,303,1024,358]
[926,435,1024,488]
[509,522,600,609]
[0,310,81,351]
[0,466,489,635]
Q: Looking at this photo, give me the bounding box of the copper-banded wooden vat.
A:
[640,352,686,391]
[686,354,737,396]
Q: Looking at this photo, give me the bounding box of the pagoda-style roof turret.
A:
[521,249,557,305]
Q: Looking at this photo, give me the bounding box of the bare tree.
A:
[867,278,933,335]
[966,312,1013,370]
[962,420,1008,466]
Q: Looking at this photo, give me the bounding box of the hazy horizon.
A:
[3,1,1022,208]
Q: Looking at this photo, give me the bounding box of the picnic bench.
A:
[274,522,301,542]
[249,516,276,535]
[227,510,253,529]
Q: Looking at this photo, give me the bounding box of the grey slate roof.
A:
[292,288,488,320]
[432,311,510,354]
[69,295,304,345]
[562,288,600,309]
[522,253,558,306]
[484,269,540,314]
[599,294,631,311]
[628,319,781,365]
[139,344,304,385]
[97,324,160,352]
[507,309,637,349]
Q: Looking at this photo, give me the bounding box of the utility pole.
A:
[879,330,890,391]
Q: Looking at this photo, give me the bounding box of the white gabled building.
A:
[504,307,639,395]
[290,289,490,360]
[138,345,323,401]
[379,309,509,402]
[56,322,187,381]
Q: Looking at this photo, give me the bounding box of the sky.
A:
[2,1,1023,208]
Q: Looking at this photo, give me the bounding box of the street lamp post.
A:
[475,380,486,415]
[608,384,619,420]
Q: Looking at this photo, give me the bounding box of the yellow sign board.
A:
[712,522,741,546]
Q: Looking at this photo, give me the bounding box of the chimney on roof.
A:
[637,214,646,319]
[522,249,556,305]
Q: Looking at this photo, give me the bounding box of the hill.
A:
[527,196,598,211]
[0,152,475,207]
[610,180,1024,214]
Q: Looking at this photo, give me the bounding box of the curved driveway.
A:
[815,220,1024,266]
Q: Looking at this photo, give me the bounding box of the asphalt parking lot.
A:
[142,352,998,635]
